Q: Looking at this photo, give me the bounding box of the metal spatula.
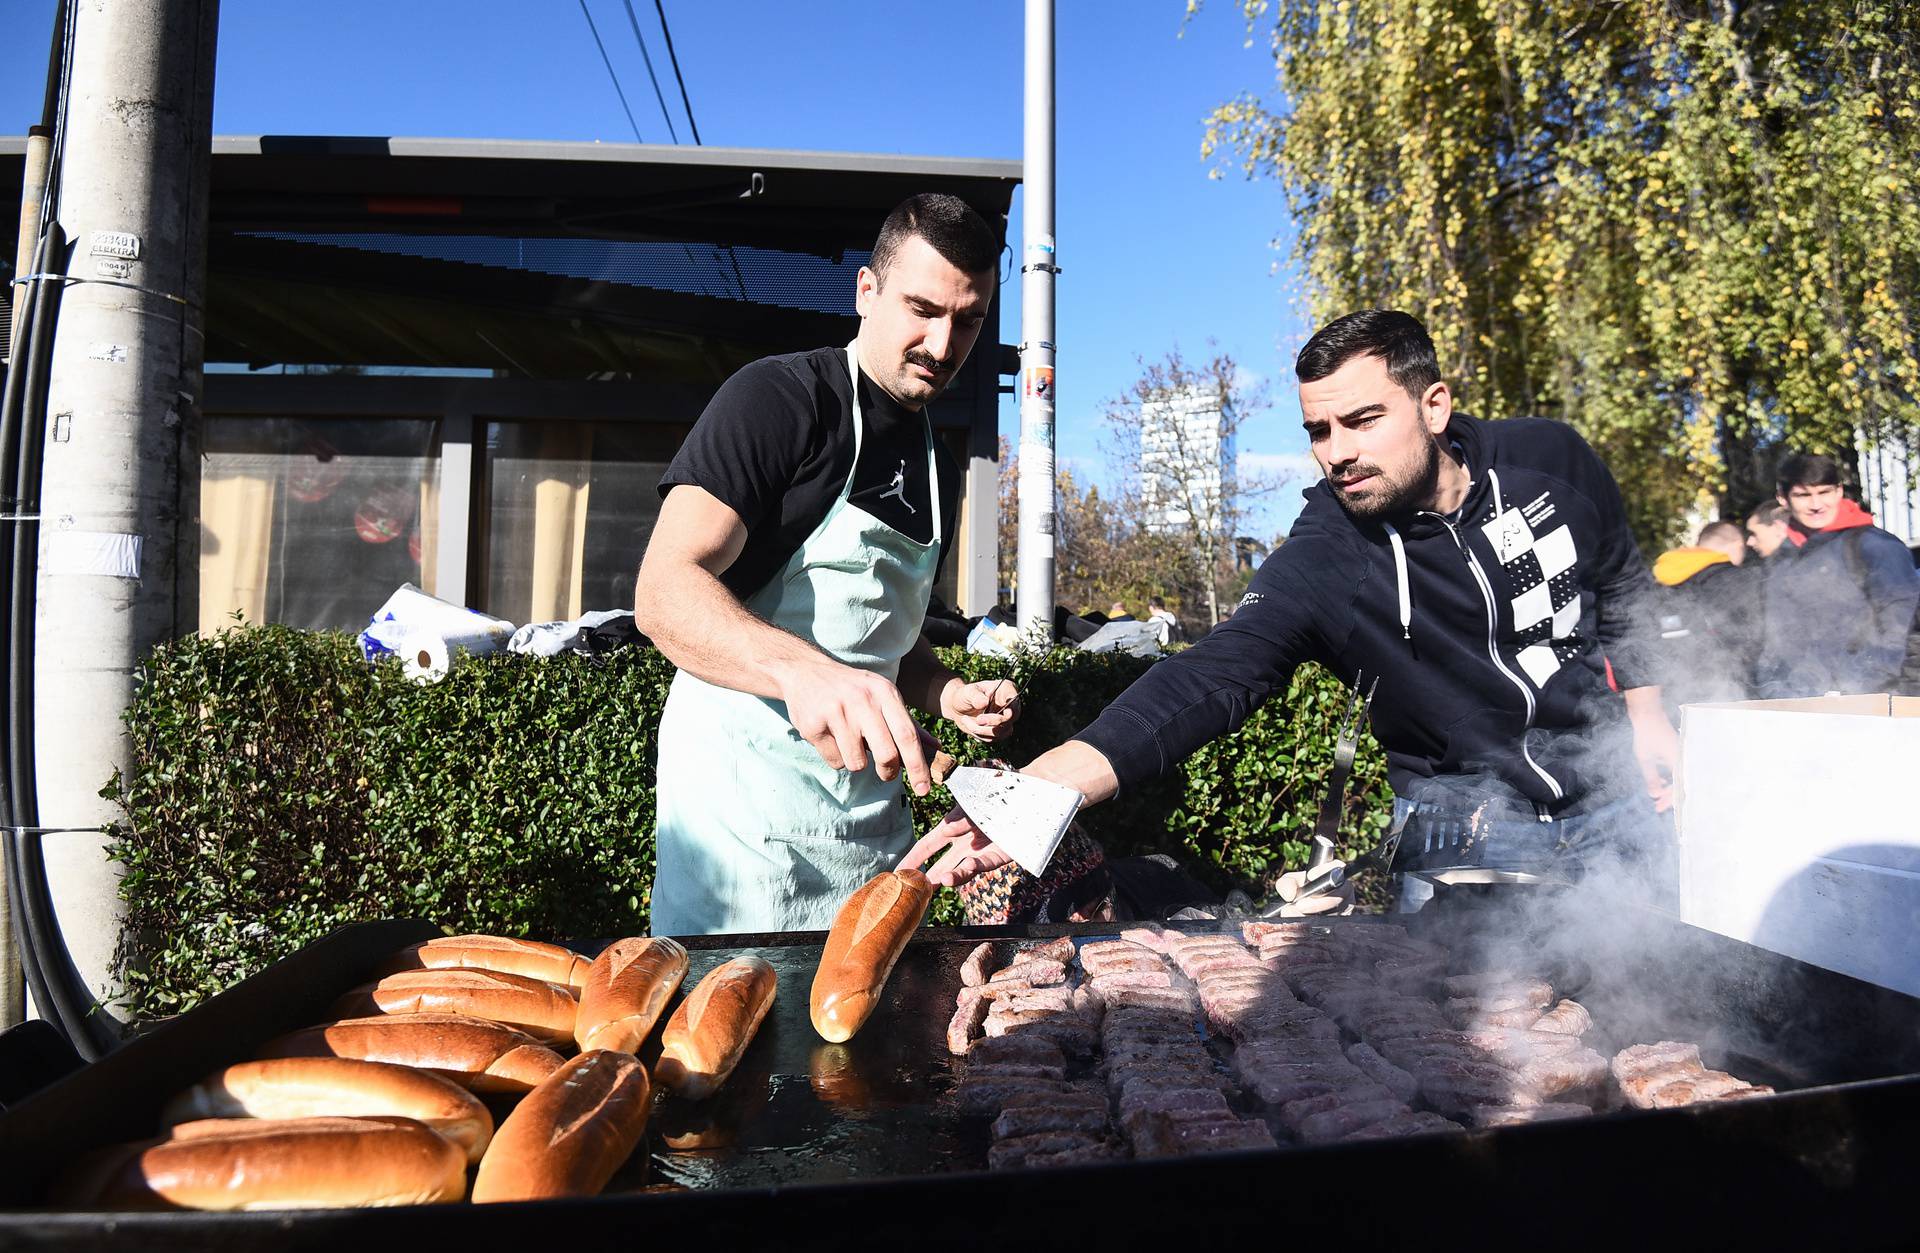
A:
[943,765,1083,878]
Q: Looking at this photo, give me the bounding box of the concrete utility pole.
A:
[1015,0,1057,644]
[36,0,217,1007]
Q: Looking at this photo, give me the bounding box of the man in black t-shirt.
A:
[635,195,1023,935]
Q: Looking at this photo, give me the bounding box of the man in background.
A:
[1746,501,1791,562]
[1651,520,1761,710]
[1146,595,1182,647]
[1752,453,1920,698]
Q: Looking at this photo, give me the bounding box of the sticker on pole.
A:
[1023,367,1054,401]
[89,231,142,260]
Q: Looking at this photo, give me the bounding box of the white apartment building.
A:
[1140,383,1235,534]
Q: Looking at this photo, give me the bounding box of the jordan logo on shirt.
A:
[880,459,914,513]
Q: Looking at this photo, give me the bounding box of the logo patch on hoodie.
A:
[1480,504,1583,686]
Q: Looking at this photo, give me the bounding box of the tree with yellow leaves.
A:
[1197,0,1919,547]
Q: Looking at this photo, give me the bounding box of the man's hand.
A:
[1269,867,1355,917]
[897,741,1121,887]
[777,656,933,796]
[940,678,1021,742]
[901,808,1015,887]
[1623,686,1679,813]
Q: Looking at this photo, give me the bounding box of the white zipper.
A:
[1425,511,1566,804]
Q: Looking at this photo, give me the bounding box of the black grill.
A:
[4,900,1920,1250]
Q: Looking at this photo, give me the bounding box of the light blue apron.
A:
[651,344,942,935]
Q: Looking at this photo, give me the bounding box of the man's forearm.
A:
[1024,740,1122,807]
[634,559,828,700]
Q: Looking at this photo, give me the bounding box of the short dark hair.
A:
[1748,501,1788,527]
[1776,452,1844,497]
[869,194,999,286]
[1697,520,1743,547]
[1295,310,1442,401]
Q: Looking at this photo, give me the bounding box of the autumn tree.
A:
[1195,0,1920,547]
[1102,349,1282,625]
[997,438,1221,630]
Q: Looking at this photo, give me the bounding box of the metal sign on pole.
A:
[1015,0,1056,645]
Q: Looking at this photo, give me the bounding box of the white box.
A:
[1678,694,1920,997]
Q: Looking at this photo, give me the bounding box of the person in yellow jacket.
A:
[1650,521,1761,713]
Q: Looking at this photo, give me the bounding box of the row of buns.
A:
[55,933,779,1210]
[55,865,936,1212]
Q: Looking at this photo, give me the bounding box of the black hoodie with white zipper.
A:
[1075,413,1660,814]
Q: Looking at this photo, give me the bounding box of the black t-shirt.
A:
[658,346,962,600]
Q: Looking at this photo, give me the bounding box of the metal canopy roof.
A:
[0,136,1022,381]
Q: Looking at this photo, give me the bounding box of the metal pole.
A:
[34,0,217,1008]
[1016,0,1057,645]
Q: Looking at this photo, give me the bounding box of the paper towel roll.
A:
[399,621,516,684]
[399,629,452,685]
[364,583,514,680]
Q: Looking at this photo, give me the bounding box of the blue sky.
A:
[2,1,1318,534]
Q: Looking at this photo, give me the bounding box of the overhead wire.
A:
[633,2,744,301]
[576,0,645,143]
[619,0,679,144]
[652,0,703,145]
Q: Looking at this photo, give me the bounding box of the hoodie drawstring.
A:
[1382,522,1412,641]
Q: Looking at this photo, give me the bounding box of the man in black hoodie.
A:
[905,310,1678,908]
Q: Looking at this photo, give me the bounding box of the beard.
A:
[1328,435,1442,521]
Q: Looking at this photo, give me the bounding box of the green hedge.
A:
[105,623,1388,1021]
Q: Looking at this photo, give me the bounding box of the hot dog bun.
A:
[158,1057,494,1163]
[470,1051,652,1203]
[574,936,689,1054]
[809,868,933,1042]
[654,956,778,1100]
[377,934,590,992]
[256,1012,565,1094]
[329,968,577,1046]
[53,1116,466,1211]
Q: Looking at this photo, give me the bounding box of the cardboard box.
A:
[1678,694,1920,998]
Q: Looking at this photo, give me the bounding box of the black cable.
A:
[619,0,679,144]
[1,0,70,1045]
[652,0,702,144]
[577,0,645,143]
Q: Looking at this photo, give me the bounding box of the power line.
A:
[619,0,679,144]
[652,0,702,145]
[576,0,644,143]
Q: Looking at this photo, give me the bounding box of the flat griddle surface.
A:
[635,933,986,1190]
[7,916,1920,1249]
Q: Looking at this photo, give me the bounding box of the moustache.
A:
[904,350,952,374]
[1330,463,1382,486]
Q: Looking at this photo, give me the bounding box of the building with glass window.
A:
[2,136,1020,634]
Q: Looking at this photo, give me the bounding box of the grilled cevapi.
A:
[948,918,1778,1169]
